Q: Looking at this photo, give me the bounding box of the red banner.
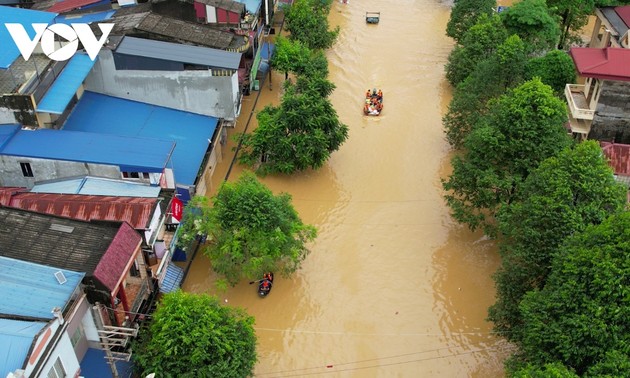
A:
[171,197,183,222]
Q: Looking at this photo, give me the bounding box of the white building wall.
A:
[36,332,81,378]
[0,155,120,189]
[85,50,240,120]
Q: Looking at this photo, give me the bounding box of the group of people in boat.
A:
[364,88,383,116]
[259,272,274,296]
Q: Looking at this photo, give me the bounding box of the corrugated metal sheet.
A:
[235,0,260,13]
[159,263,184,293]
[63,91,218,186]
[0,318,47,375]
[7,192,159,229]
[47,0,101,13]
[0,127,175,173]
[0,255,84,319]
[31,176,162,197]
[601,141,630,176]
[0,187,27,206]
[0,7,57,69]
[37,54,97,114]
[116,36,241,70]
[93,222,141,292]
[0,207,119,274]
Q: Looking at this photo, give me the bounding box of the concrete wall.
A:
[0,155,120,188]
[589,80,630,144]
[85,50,240,121]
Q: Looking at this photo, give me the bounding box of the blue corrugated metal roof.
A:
[0,124,20,148]
[0,256,84,319]
[62,92,218,186]
[0,125,175,172]
[54,9,116,25]
[37,53,97,114]
[159,263,184,293]
[0,318,47,376]
[0,6,58,69]
[31,176,161,197]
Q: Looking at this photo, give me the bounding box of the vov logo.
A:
[5,23,114,62]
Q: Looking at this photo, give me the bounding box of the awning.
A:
[260,42,275,61]
[159,263,184,293]
[36,53,97,114]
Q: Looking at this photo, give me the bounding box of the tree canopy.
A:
[284,0,339,50]
[238,76,348,175]
[177,172,316,285]
[133,291,257,378]
[444,34,528,148]
[500,0,561,53]
[524,50,577,96]
[489,141,627,341]
[518,211,630,375]
[442,78,571,235]
[445,0,496,44]
[445,13,508,86]
[271,36,329,80]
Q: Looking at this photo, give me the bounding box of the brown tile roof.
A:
[570,47,630,81]
[601,141,630,176]
[6,193,159,229]
[93,222,141,292]
[0,187,27,206]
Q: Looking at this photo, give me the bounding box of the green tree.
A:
[284,0,339,50]
[501,0,561,53]
[489,141,627,341]
[238,76,348,175]
[586,351,630,377]
[133,291,256,378]
[444,34,528,148]
[525,50,577,96]
[513,362,579,378]
[177,172,316,285]
[547,0,595,48]
[445,13,508,86]
[518,211,630,375]
[445,0,496,44]
[270,37,329,80]
[442,79,570,235]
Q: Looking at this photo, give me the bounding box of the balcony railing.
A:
[565,84,595,120]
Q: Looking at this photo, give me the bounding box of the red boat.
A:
[364,88,383,116]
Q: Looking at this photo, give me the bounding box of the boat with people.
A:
[364,88,383,116]
[257,272,274,297]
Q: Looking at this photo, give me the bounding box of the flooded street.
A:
[183,0,510,376]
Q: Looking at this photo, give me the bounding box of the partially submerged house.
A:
[564,5,630,143]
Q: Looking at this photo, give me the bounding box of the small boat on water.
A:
[258,273,274,297]
[364,88,383,116]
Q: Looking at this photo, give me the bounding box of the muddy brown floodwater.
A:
[182,0,511,376]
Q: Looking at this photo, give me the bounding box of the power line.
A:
[254,327,503,337]
[255,345,513,377]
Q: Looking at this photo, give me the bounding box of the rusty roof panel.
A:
[7,193,159,229]
[0,187,27,206]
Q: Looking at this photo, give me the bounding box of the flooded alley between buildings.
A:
[182,0,511,376]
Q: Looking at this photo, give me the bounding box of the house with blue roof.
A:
[0,256,91,378]
[0,124,176,189]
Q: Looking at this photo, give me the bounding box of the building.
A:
[601,141,630,186]
[0,124,176,189]
[564,6,630,142]
[0,256,97,378]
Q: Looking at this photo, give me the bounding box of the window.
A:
[47,357,65,378]
[70,325,83,347]
[20,162,33,177]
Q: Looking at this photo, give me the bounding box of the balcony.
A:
[565,84,595,120]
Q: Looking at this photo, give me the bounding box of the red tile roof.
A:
[601,141,630,176]
[93,222,142,292]
[0,187,27,206]
[616,6,630,28]
[48,0,102,13]
[7,193,158,229]
[569,47,630,81]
